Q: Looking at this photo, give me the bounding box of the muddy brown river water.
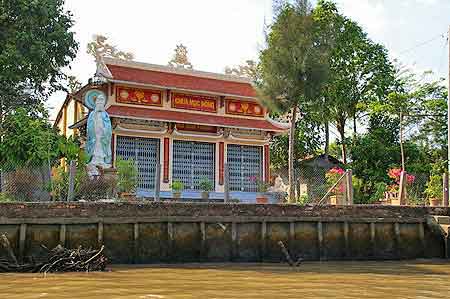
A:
[1,261,450,299]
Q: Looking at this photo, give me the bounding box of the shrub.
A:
[199,177,214,192]
[170,180,184,192]
[424,175,443,199]
[116,158,138,193]
[0,193,14,202]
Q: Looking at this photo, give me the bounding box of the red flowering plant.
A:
[387,168,415,192]
[325,167,346,194]
[249,175,269,192]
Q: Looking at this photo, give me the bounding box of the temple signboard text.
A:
[171,93,217,112]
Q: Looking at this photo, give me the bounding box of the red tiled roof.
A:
[106,64,257,98]
[107,105,287,132]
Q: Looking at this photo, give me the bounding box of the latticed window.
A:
[172,140,215,190]
[227,144,262,192]
[116,136,159,192]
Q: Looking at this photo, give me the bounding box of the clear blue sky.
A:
[48,0,450,120]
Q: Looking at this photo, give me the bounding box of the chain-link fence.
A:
[0,163,52,201]
[0,161,117,202]
[272,164,344,204]
[1,159,448,206]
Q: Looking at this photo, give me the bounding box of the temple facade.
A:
[56,57,289,200]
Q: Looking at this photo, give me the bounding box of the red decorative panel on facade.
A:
[226,99,264,117]
[219,142,224,185]
[163,138,170,183]
[176,123,217,133]
[171,93,217,112]
[116,86,162,106]
[264,144,270,183]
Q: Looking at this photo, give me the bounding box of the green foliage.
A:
[170,180,184,192]
[116,158,138,194]
[0,0,78,114]
[315,1,395,163]
[0,108,63,169]
[258,0,331,112]
[424,175,443,199]
[49,152,88,200]
[0,193,14,202]
[270,114,323,170]
[352,176,365,204]
[370,182,388,203]
[199,177,214,192]
[296,194,309,205]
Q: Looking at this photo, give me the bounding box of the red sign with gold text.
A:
[171,93,217,113]
[116,86,162,106]
[226,99,264,117]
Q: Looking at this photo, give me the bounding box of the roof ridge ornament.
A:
[87,34,134,79]
[168,44,193,70]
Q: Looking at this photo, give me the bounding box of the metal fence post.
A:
[224,163,229,203]
[398,171,407,205]
[345,169,353,205]
[67,160,76,201]
[443,172,449,207]
[154,163,161,201]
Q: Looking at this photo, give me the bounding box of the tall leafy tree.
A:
[0,0,78,131]
[257,0,331,201]
[369,68,448,171]
[315,1,395,163]
[0,108,62,168]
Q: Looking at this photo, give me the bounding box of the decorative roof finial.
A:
[87,34,134,78]
[168,44,193,70]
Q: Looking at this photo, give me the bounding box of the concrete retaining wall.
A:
[0,203,448,263]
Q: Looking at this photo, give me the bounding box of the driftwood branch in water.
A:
[0,235,108,273]
[277,241,303,267]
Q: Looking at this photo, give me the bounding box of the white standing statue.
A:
[85,90,112,177]
[269,175,289,193]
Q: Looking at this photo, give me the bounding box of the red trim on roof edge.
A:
[107,105,287,132]
[107,64,257,98]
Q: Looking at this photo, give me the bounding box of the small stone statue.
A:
[85,90,112,176]
[269,176,289,193]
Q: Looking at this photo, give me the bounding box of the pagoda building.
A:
[55,55,289,201]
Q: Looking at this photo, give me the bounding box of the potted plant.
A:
[170,180,184,200]
[116,158,138,201]
[199,177,214,201]
[425,175,442,207]
[250,176,270,204]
